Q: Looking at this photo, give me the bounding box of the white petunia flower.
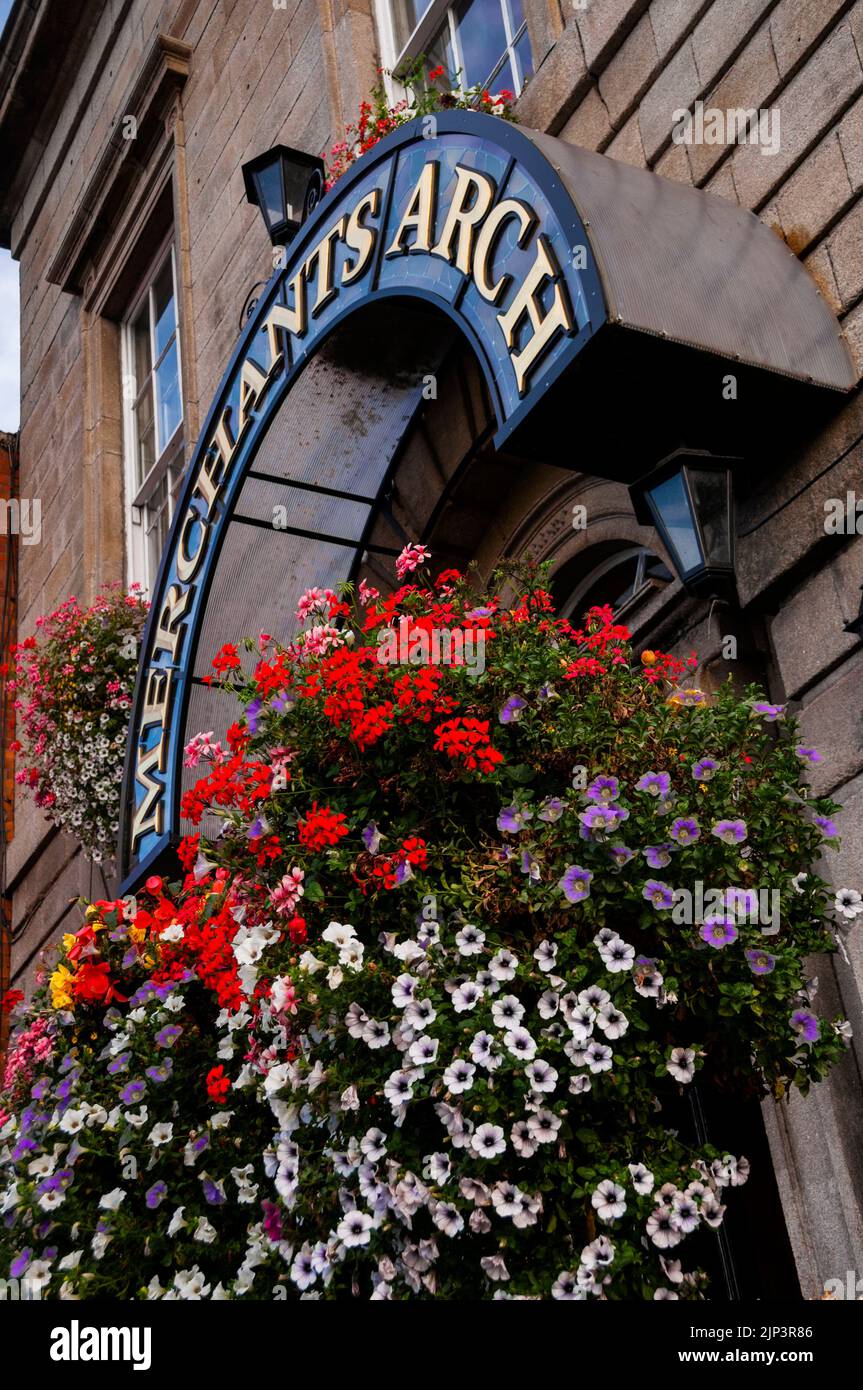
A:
[392,974,417,1008]
[455,925,486,956]
[443,1058,476,1094]
[452,982,484,1012]
[586,1041,613,1073]
[408,1034,439,1066]
[504,1026,537,1060]
[337,1211,374,1248]
[489,948,518,980]
[98,1187,126,1211]
[511,1119,538,1157]
[491,995,524,1028]
[525,1059,558,1093]
[666,1047,697,1084]
[596,1003,628,1039]
[526,1109,561,1144]
[471,1123,506,1158]
[628,1162,654,1196]
[646,1206,683,1248]
[356,1128,385,1163]
[598,934,635,973]
[533,940,557,972]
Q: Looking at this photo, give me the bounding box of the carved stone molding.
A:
[46,34,191,294]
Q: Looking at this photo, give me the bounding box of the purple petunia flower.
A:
[202,1177,226,1205]
[700,917,738,948]
[587,775,620,804]
[746,948,776,975]
[394,858,413,886]
[120,1080,147,1106]
[559,864,593,903]
[146,1060,173,1083]
[643,845,673,869]
[247,817,265,840]
[521,850,541,881]
[725,887,758,919]
[245,698,262,734]
[107,1053,131,1075]
[497,804,533,835]
[155,1025,182,1049]
[146,1181,167,1210]
[537,796,564,822]
[796,746,822,764]
[30,1079,49,1101]
[814,816,838,839]
[499,694,527,725]
[711,819,747,845]
[362,821,381,854]
[637,771,671,799]
[670,817,700,846]
[608,845,634,869]
[579,804,629,840]
[643,880,674,910]
[9,1249,32,1280]
[752,701,785,721]
[692,758,719,780]
[271,690,295,715]
[791,1009,820,1043]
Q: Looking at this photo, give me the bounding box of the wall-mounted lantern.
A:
[629,449,739,600]
[241,145,326,246]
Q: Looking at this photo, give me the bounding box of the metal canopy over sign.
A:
[118,111,607,890]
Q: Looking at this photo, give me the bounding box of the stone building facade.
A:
[1,0,862,1298]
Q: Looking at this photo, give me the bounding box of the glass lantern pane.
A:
[455,0,509,87]
[647,471,703,577]
[253,161,286,229]
[282,161,312,227]
[688,469,732,567]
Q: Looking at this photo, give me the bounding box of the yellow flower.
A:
[49,963,75,1011]
[62,933,77,954]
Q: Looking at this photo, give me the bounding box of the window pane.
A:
[514,27,532,87]
[133,364,156,489]
[132,303,151,386]
[154,338,182,453]
[152,257,177,361]
[146,473,170,585]
[454,0,508,87]
[393,1,431,51]
[428,22,456,84]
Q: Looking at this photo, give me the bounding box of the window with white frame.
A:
[381,0,532,97]
[122,242,184,592]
